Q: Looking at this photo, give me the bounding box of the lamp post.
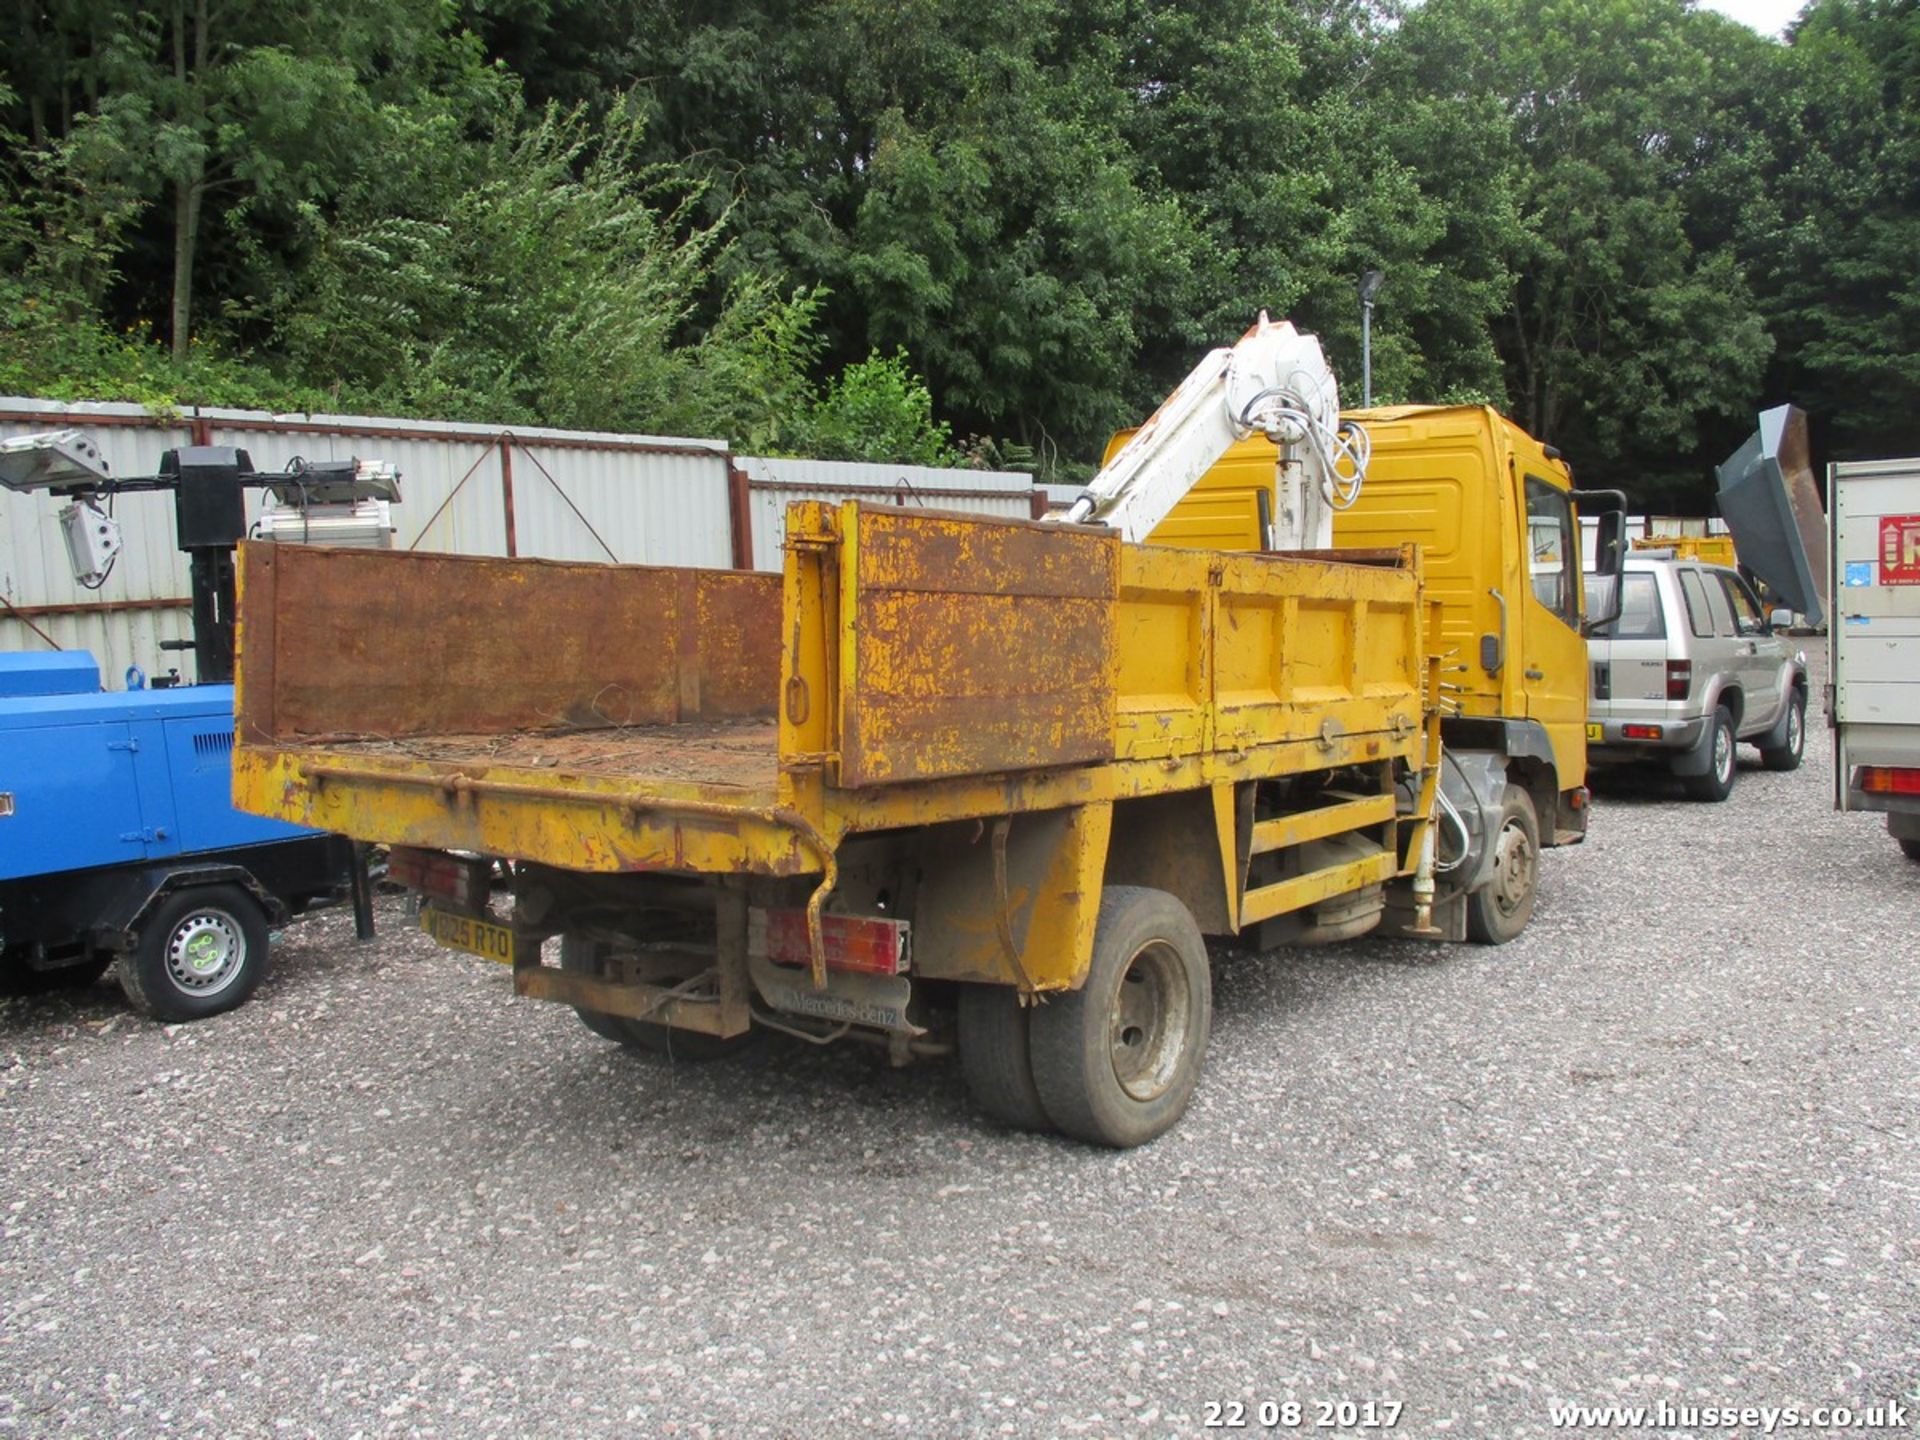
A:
[1358,269,1384,407]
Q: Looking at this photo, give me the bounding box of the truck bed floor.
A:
[318,718,781,793]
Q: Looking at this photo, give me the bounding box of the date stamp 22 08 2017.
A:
[1201,1399,1403,1430]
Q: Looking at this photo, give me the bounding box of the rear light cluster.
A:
[1665,659,1692,702]
[749,907,911,976]
[1622,724,1664,740]
[388,845,491,910]
[1857,766,1920,796]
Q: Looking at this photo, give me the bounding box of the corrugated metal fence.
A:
[0,397,1039,682]
[738,455,1042,572]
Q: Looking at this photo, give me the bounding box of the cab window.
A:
[1679,570,1715,638]
[1523,476,1578,628]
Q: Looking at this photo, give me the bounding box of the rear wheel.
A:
[957,983,1050,1131]
[557,934,751,1061]
[118,884,270,1021]
[1899,838,1920,864]
[1681,707,1738,802]
[1029,887,1211,1148]
[1466,786,1539,945]
[1759,689,1806,772]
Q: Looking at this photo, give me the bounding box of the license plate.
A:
[1586,723,1603,741]
[421,905,516,965]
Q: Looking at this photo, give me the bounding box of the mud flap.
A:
[1670,718,1718,777]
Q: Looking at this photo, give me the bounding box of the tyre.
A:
[957,983,1050,1131]
[1759,689,1806,772]
[1465,785,1540,945]
[557,934,751,1061]
[1899,838,1920,864]
[118,884,269,1021]
[1681,707,1737,802]
[1028,886,1211,1148]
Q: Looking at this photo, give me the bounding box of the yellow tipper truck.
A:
[232,320,1623,1146]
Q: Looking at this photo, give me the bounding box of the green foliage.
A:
[4,0,1919,499]
[793,350,958,466]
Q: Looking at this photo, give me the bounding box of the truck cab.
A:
[1144,404,1603,849]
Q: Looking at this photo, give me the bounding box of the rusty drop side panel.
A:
[235,542,780,743]
[836,507,1120,788]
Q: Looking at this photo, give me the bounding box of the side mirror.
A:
[1573,488,1629,635]
[1769,608,1794,631]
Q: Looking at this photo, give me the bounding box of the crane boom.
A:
[1065,312,1366,548]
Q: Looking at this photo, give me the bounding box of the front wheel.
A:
[118,884,270,1021]
[1759,689,1806,772]
[1028,886,1211,1148]
[1466,785,1540,945]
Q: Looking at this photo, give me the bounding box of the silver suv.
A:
[1585,556,1808,801]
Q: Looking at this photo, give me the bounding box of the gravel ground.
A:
[3,662,1916,1438]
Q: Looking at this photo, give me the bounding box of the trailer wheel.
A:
[118,885,269,1021]
[557,935,751,1062]
[1465,786,1539,945]
[1029,886,1211,1148]
[957,984,1050,1131]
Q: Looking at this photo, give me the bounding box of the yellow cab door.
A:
[1510,448,1589,786]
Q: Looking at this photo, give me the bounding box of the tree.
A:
[1749,0,1920,461]
[1384,0,1776,500]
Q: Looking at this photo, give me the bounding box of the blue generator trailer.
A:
[0,650,364,1020]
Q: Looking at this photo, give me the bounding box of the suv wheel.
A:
[1681,707,1737,802]
[1759,689,1806,772]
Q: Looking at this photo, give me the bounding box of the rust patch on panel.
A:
[236,542,780,742]
[838,508,1120,787]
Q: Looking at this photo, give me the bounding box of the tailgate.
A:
[231,541,816,873]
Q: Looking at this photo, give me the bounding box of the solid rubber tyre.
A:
[957,982,1050,1131]
[1028,886,1211,1148]
[118,884,269,1021]
[1759,689,1806,772]
[1465,785,1540,945]
[1681,707,1738,802]
[558,934,751,1061]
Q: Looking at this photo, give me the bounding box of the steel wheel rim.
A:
[1714,723,1733,783]
[166,911,246,995]
[1490,818,1536,918]
[1109,940,1189,1102]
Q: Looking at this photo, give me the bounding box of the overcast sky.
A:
[1697,0,1805,37]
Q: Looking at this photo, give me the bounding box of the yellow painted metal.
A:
[233,501,1433,988]
[1249,792,1397,856]
[1633,533,1737,566]
[1239,848,1398,927]
[1148,404,1594,798]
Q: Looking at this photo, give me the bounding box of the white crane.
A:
[1062,312,1368,549]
